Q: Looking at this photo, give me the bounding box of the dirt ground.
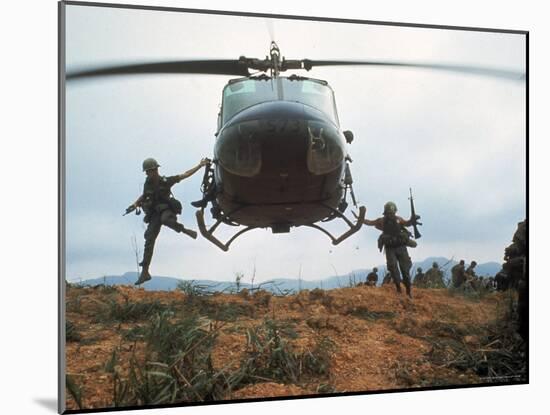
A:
[65,283,517,410]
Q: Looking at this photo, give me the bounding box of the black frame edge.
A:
[58,1,67,413]
[62,0,528,35]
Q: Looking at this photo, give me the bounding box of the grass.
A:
[66,320,81,342]
[96,298,169,323]
[232,319,334,387]
[104,314,336,407]
[350,306,397,321]
[423,292,526,383]
[198,301,256,322]
[109,311,227,406]
[66,375,83,409]
[446,285,494,302]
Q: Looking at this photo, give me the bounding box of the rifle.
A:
[344,162,358,207]
[408,188,422,239]
[123,204,141,216]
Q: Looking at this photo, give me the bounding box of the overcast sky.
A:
[63,4,526,283]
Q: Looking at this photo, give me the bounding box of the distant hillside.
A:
[77,257,501,293]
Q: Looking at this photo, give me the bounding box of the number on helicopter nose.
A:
[265,119,302,134]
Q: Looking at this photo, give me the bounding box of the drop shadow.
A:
[34,398,58,413]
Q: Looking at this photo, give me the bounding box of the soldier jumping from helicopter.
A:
[355,202,420,298]
[128,157,210,285]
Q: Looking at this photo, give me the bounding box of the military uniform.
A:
[140,175,193,273]
[362,202,417,298]
[132,158,205,285]
[413,268,426,287]
[382,273,392,285]
[366,269,378,286]
[425,263,445,288]
[451,260,466,288]
[465,261,477,279]
[501,220,527,340]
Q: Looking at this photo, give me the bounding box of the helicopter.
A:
[67,41,524,252]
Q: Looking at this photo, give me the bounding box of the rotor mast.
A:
[237,42,309,78]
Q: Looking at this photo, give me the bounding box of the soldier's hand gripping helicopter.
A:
[67,41,523,251]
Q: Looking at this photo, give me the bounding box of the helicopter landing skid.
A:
[196,208,259,252]
[303,205,366,245]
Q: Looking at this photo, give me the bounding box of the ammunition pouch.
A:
[378,233,409,249]
[142,199,153,214]
[168,198,183,214]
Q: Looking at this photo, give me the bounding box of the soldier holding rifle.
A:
[355,190,421,298]
[125,157,210,285]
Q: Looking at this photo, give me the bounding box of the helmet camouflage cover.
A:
[142,158,160,171]
[383,201,397,215]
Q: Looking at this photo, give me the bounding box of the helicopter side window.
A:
[222,79,277,123]
[306,121,344,175]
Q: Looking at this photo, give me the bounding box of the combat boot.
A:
[395,282,402,294]
[191,199,208,209]
[135,268,152,285]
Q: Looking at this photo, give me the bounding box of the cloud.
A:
[63,6,526,282]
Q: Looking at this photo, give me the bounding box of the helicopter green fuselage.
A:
[213,76,350,231]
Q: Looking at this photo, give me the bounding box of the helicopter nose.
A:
[215,101,345,177]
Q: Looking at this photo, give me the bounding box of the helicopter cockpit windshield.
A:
[221,77,338,124]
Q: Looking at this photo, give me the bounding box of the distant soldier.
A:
[503,220,527,290]
[495,270,509,291]
[129,157,210,285]
[465,260,477,278]
[502,219,527,339]
[486,276,496,291]
[366,267,379,286]
[413,267,426,287]
[425,262,446,288]
[451,260,466,288]
[357,201,419,298]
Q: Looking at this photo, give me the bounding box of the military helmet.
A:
[417,267,422,272]
[432,262,439,268]
[383,201,397,215]
[373,267,378,272]
[142,158,160,171]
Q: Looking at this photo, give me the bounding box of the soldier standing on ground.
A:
[130,157,210,285]
[451,259,466,288]
[425,262,446,288]
[466,261,477,278]
[356,202,419,298]
[502,219,527,340]
[366,267,379,286]
[413,267,426,287]
[464,261,478,290]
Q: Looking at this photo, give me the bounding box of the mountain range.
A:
[75,257,501,293]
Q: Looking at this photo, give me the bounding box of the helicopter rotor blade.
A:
[66,59,250,80]
[301,59,525,81]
